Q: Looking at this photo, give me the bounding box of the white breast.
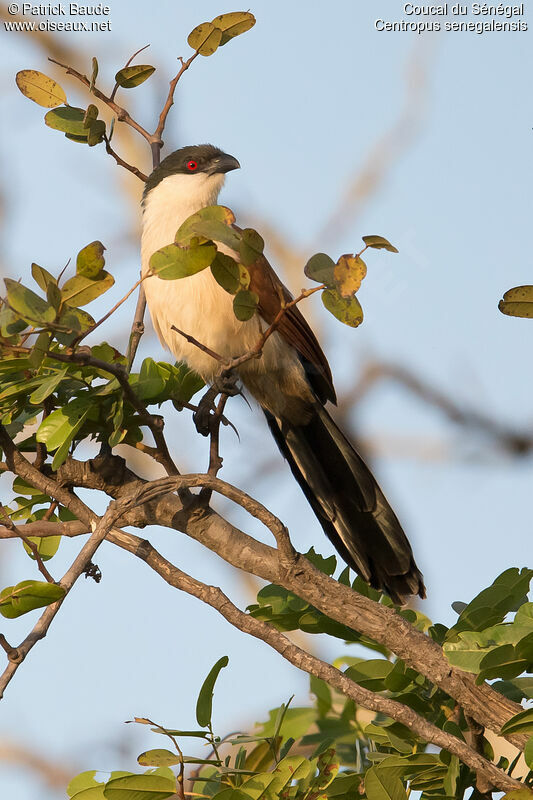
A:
[141,172,263,382]
[140,171,314,420]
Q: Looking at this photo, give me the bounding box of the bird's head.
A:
[142,144,240,210]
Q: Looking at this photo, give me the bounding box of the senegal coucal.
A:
[141,144,425,603]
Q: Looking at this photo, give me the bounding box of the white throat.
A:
[141,172,225,274]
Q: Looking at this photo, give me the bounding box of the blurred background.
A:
[0,1,532,796]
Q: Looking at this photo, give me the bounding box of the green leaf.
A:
[137,750,180,767]
[334,254,366,298]
[44,106,87,136]
[12,478,46,496]
[257,706,316,741]
[36,396,91,462]
[149,728,208,738]
[103,773,176,800]
[304,253,336,285]
[211,253,249,294]
[501,707,533,736]
[239,228,264,266]
[47,282,62,310]
[233,290,258,321]
[55,306,95,345]
[448,568,533,636]
[304,547,336,575]
[322,289,363,327]
[175,206,236,246]
[189,220,241,252]
[31,263,57,292]
[522,736,533,771]
[23,535,61,562]
[87,119,106,147]
[345,659,393,691]
[188,22,223,56]
[67,770,104,798]
[134,358,166,401]
[83,104,99,127]
[0,307,28,336]
[196,655,229,727]
[499,300,533,319]
[61,271,114,307]
[168,362,205,407]
[5,278,56,325]
[0,579,65,618]
[77,241,106,278]
[362,235,399,253]
[310,675,332,716]
[16,70,67,107]
[211,11,256,45]
[150,243,216,280]
[478,643,528,683]
[115,65,156,88]
[29,331,52,369]
[502,286,533,302]
[364,765,407,799]
[443,630,501,673]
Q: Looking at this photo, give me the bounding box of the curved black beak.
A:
[208,152,241,175]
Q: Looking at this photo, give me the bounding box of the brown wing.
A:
[247,252,337,405]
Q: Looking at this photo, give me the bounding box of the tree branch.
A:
[1,444,527,749]
[0,487,126,699]
[107,530,528,795]
[48,57,153,144]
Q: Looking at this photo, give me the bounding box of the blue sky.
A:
[1,1,532,797]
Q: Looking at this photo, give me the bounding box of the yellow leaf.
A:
[16,70,67,108]
[334,255,367,298]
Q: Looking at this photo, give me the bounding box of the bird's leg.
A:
[192,371,241,436]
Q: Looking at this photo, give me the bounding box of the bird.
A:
[140,143,425,603]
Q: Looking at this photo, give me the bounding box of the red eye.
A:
[186,160,198,171]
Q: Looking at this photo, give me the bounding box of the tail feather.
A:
[265,406,425,604]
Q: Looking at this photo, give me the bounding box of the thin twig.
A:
[171,326,225,363]
[0,505,55,583]
[76,275,147,345]
[48,57,153,143]
[103,135,148,182]
[126,289,146,371]
[153,53,199,147]
[198,393,230,505]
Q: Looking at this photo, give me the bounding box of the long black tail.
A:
[265,406,425,604]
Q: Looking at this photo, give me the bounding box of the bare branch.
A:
[0,441,527,748]
[0,505,55,583]
[0,488,125,698]
[153,53,199,152]
[103,135,148,182]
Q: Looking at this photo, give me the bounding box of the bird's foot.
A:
[192,372,241,436]
[212,370,241,397]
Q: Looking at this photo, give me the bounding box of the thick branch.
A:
[2,449,528,748]
[106,530,528,795]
